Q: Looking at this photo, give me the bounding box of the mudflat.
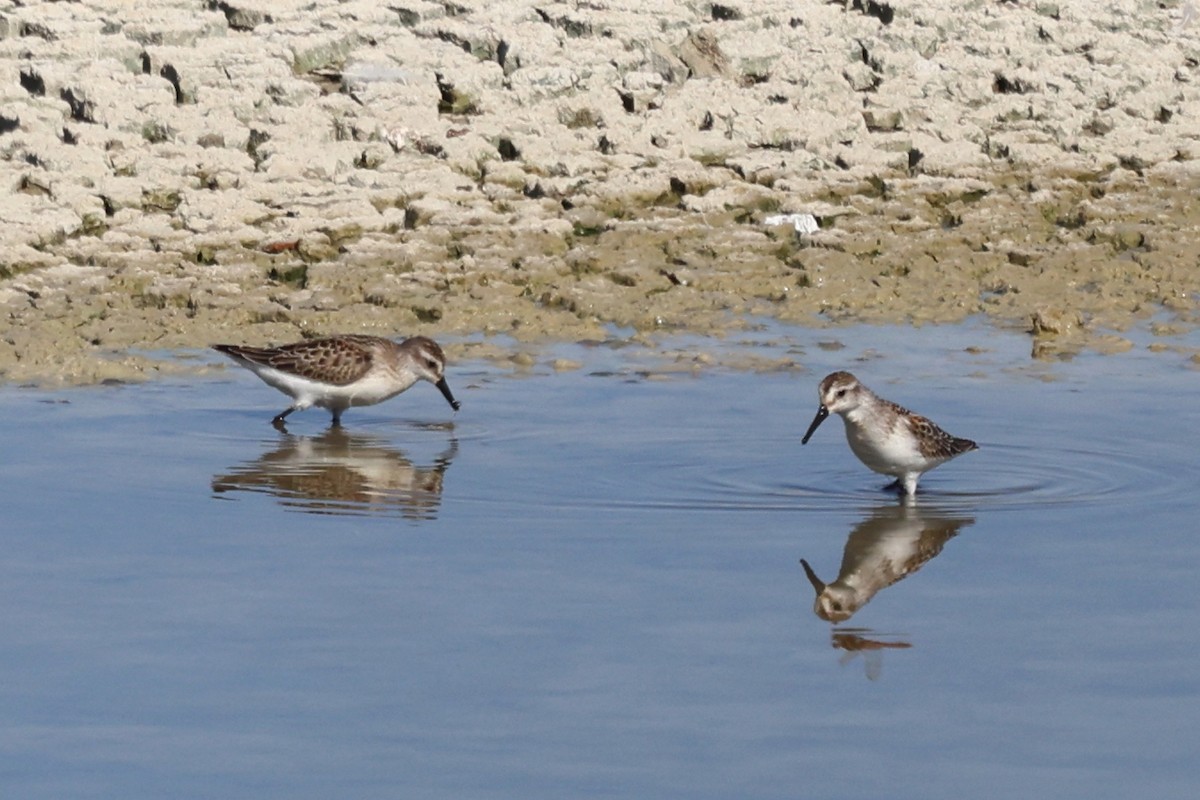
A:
[2,0,1198,384]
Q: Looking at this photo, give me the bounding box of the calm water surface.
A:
[0,322,1196,799]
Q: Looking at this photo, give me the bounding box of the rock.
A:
[1031,307,1083,336]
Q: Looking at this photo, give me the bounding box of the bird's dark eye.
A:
[425,359,438,370]
[835,389,847,398]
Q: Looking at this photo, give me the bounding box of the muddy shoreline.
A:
[2,1,1199,384]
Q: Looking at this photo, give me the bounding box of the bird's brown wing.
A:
[906,410,978,460]
[217,338,378,386]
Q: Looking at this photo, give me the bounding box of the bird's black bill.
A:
[436,377,461,411]
[800,406,829,444]
[799,559,826,594]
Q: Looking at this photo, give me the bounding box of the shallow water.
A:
[1,322,1197,799]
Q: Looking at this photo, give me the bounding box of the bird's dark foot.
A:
[882,479,903,493]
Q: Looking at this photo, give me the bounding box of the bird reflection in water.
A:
[212,425,458,520]
[828,629,912,681]
[800,502,974,623]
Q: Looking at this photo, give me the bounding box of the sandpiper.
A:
[212,334,460,428]
[800,371,977,495]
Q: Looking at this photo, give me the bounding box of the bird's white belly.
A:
[252,367,411,410]
[338,371,414,408]
[844,422,925,476]
[254,368,335,407]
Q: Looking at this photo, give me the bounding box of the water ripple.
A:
[451,432,1188,516]
[691,439,1186,513]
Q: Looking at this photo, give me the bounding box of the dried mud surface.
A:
[2,0,1199,384]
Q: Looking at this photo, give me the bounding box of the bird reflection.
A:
[799,502,974,623]
[829,628,912,681]
[212,426,457,520]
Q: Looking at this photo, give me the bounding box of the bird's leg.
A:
[330,408,343,427]
[882,479,902,493]
[272,407,295,430]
